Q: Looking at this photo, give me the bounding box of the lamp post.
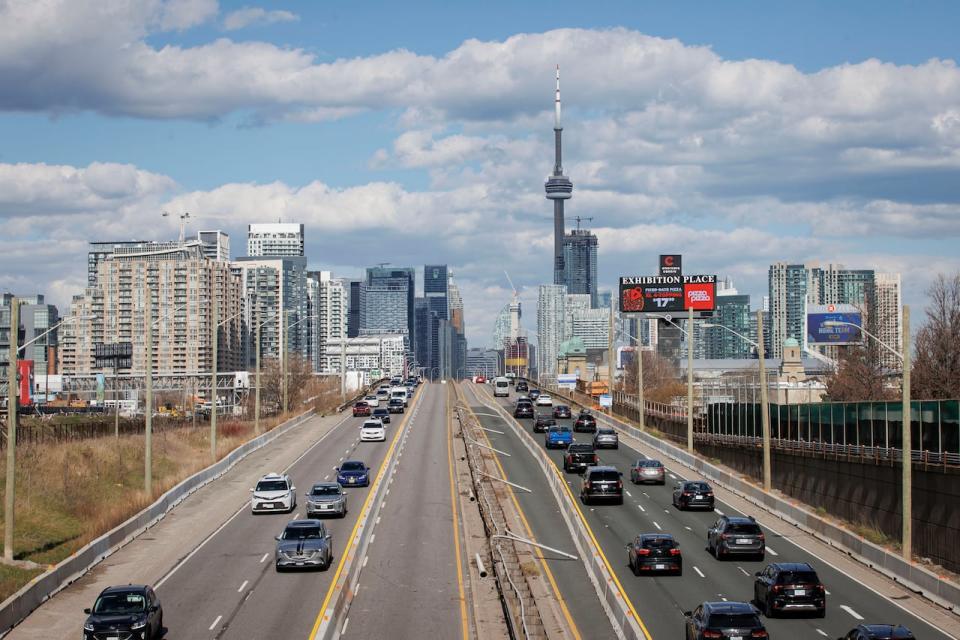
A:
[614,326,645,431]
[648,312,698,452]
[824,310,911,561]
[4,298,19,562]
[282,314,316,414]
[252,313,279,435]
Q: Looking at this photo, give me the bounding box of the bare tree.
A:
[622,350,686,403]
[913,273,960,400]
[824,345,895,401]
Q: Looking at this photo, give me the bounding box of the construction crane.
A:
[573,216,594,231]
[162,211,191,244]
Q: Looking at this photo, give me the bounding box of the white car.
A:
[250,472,296,513]
[360,419,386,442]
[363,395,379,408]
[535,394,553,407]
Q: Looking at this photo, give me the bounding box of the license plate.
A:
[736,538,751,544]
[731,636,743,640]
[349,478,355,483]
[694,494,702,499]
[296,562,304,566]
[794,589,806,596]
[655,563,666,570]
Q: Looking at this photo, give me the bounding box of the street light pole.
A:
[756,311,772,491]
[4,298,19,562]
[144,290,153,496]
[255,310,261,434]
[902,305,911,562]
[687,306,694,453]
[210,296,218,462]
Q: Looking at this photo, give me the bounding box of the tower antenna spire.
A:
[554,64,562,131]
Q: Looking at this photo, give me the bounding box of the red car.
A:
[352,401,371,417]
[476,376,486,384]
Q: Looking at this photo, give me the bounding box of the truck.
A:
[390,386,409,407]
[545,425,574,449]
[493,377,510,397]
[563,443,599,474]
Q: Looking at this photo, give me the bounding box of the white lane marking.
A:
[825,590,831,595]
[376,516,381,525]
[626,491,633,497]
[638,504,646,513]
[332,466,338,471]
[344,448,350,455]
[324,475,330,481]
[294,512,299,519]
[720,596,728,601]
[684,526,692,531]
[737,566,749,576]
[841,605,864,620]
[694,566,705,578]
[338,457,344,463]
[664,509,669,513]
[714,508,725,516]
[653,521,662,530]
[341,616,350,636]
[370,534,376,544]
[259,553,269,563]
[766,546,779,557]
[363,556,369,568]
[817,630,829,637]
[669,474,677,479]
[238,580,248,592]
[209,615,222,631]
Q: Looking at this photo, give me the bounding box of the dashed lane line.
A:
[209,615,222,631]
[693,566,705,578]
[237,580,248,592]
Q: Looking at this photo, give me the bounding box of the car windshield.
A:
[363,422,382,429]
[93,592,146,615]
[355,402,367,407]
[598,428,615,435]
[590,470,620,482]
[707,613,759,628]
[639,460,662,468]
[569,444,594,452]
[776,570,819,584]
[642,536,676,549]
[311,486,341,496]
[685,482,711,492]
[727,523,762,535]
[256,480,288,492]
[282,526,323,540]
[341,461,365,471]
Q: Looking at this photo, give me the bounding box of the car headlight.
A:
[131,619,147,630]
[84,621,95,631]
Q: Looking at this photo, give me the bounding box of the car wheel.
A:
[816,607,826,619]
[616,496,624,505]
[275,563,283,572]
[765,596,775,618]
[675,567,682,577]
[629,557,639,576]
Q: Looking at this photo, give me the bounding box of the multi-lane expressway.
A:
[462,381,958,640]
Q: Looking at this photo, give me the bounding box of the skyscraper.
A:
[361,267,415,338]
[537,284,567,377]
[561,226,600,307]
[875,273,903,371]
[424,265,448,378]
[246,223,304,257]
[544,66,573,286]
[704,291,753,359]
[768,263,811,359]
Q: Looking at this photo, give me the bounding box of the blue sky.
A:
[1,0,959,346]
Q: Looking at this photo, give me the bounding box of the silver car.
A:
[593,427,619,449]
[305,482,348,518]
[275,520,333,571]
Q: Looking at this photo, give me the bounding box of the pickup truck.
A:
[545,425,574,449]
[564,443,599,473]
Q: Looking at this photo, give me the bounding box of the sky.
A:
[2,0,959,348]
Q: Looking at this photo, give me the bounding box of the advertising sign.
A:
[806,304,864,346]
[556,373,578,390]
[659,254,682,276]
[599,393,613,408]
[17,360,34,406]
[619,275,717,315]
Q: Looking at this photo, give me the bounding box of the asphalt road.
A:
[476,383,956,640]
[340,382,469,639]
[154,388,422,639]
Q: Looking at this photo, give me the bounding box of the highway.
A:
[471,382,956,640]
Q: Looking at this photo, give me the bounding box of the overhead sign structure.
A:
[807,304,864,346]
[619,274,717,315]
[94,342,133,370]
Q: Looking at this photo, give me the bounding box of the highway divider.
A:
[538,382,960,614]
[0,409,316,636]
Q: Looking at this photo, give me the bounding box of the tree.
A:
[824,344,895,401]
[621,350,686,404]
[913,273,960,400]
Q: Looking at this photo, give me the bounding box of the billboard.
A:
[806,304,864,346]
[619,275,717,315]
[659,254,682,276]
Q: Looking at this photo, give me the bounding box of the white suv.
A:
[250,473,296,513]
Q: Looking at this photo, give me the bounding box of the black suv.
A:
[533,413,557,433]
[553,404,572,419]
[83,584,164,640]
[839,625,915,639]
[580,466,623,505]
[573,411,597,433]
[514,401,534,418]
[516,381,529,392]
[626,533,682,576]
[708,515,765,560]
[754,562,825,618]
[528,389,541,401]
[672,480,715,511]
[684,601,767,640]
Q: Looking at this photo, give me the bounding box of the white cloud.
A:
[160,0,219,31]
[222,7,298,31]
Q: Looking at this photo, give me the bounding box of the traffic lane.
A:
[154,412,393,639]
[463,394,618,639]
[218,397,421,639]
[342,384,466,639]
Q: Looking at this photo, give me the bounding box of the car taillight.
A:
[703,631,722,639]
[771,585,783,593]
[636,548,651,556]
[816,584,826,593]
[617,480,623,489]
[706,492,714,497]
[593,455,599,463]
[669,548,681,556]
[751,631,768,638]
[682,492,693,497]
[720,533,730,540]
[757,533,765,541]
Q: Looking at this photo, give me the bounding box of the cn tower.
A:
[544,65,573,286]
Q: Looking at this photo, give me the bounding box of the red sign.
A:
[683,282,716,311]
[17,359,34,407]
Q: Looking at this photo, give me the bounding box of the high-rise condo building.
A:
[247,223,304,257]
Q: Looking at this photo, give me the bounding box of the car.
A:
[535,393,553,406]
[626,533,682,576]
[754,562,825,618]
[684,601,768,640]
[516,381,529,392]
[528,389,541,401]
[275,519,333,571]
[476,376,486,384]
[83,585,163,640]
[564,443,599,473]
[533,413,557,433]
[360,419,386,442]
[336,460,370,487]
[352,401,371,417]
[390,377,402,385]
[514,402,535,419]
[250,472,297,513]
[515,395,531,405]
[838,625,916,639]
[544,425,573,449]
[593,427,619,449]
[580,465,623,505]
[363,395,380,408]
[708,515,765,560]
[388,397,405,414]
[305,482,348,518]
[672,480,715,511]
[376,389,390,402]
[630,459,666,484]
[553,404,572,419]
[573,412,597,433]
[406,388,414,399]
[372,407,391,423]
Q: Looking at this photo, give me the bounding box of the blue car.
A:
[336,460,370,487]
[545,425,574,449]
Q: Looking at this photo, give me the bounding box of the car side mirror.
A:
[335,467,339,471]
[755,571,762,577]
[325,534,332,540]
[291,486,296,492]
[249,488,254,492]
[619,472,623,476]
[274,535,280,541]
[83,608,91,614]
[682,611,692,617]
[150,605,159,613]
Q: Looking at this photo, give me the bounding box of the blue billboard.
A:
[807,304,863,346]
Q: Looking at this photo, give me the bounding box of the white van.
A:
[390,386,409,407]
[493,377,510,397]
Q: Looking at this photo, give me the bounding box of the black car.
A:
[533,413,557,433]
[672,480,715,511]
[372,407,391,424]
[573,412,597,433]
[528,389,541,401]
[580,466,623,505]
[754,562,825,618]
[388,397,405,414]
[514,402,535,419]
[84,584,163,640]
[684,601,767,640]
[839,625,915,640]
[626,533,682,576]
[708,515,765,560]
[553,404,572,419]
[516,381,529,392]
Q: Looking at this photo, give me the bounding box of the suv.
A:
[553,404,572,419]
[372,407,391,423]
[573,411,597,433]
[593,427,619,449]
[839,625,915,639]
[83,585,163,640]
[754,562,825,618]
[528,389,541,401]
[363,395,380,407]
[708,515,765,560]
[684,601,767,640]
[353,401,371,417]
[516,381,529,392]
[305,482,348,518]
[533,413,557,433]
[630,459,665,485]
[580,466,623,505]
[251,473,296,513]
[275,519,333,571]
[388,397,405,414]
[672,480,715,511]
[626,533,682,576]
[514,402,535,419]
[564,443,598,473]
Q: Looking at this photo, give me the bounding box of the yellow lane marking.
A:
[447,386,471,640]
[307,385,423,639]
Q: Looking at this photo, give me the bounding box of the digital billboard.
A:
[806,304,864,346]
[620,275,717,315]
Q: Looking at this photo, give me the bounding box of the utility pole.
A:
[901,305,911,562]
[340,338,347,402]
[144,288,153,496]
[254,309,261,434]
[114,365,120,439]
[210,296,218,462]
[608,297,615,413]
[687,307,694,453]
[637,329,645,431]
[756,310,772,491]
[4,298,19,561]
